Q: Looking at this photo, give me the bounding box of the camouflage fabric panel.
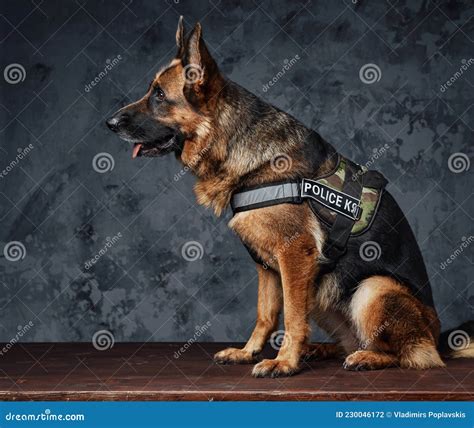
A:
[311,159,381,234]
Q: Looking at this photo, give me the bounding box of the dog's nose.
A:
[106,116,120,132]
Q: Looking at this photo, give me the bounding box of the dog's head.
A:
[106,17,222,158]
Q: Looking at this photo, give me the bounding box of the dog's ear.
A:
[182,22,219,90]
[175,16,186,56]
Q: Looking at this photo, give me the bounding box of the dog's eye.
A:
[155,88,165,102]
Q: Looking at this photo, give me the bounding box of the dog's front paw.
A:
[214,348,255,365]
[252,359,299,378]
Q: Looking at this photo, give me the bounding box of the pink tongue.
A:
[132,143,143,159]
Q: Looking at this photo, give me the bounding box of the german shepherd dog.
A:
[106,18,473,377]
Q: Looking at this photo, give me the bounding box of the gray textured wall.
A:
[0,0,472,344]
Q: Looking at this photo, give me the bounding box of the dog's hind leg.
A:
[343,350,398,370]
[214,265,282,364]
[345,275,445,371]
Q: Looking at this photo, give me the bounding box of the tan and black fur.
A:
[106,17,474,377]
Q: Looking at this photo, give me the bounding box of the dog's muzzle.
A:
[106,111,130,133]
[106,116,120,132]
[105,110,185,159]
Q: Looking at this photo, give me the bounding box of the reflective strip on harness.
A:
[230,179,363,220]
[231,181,301,213]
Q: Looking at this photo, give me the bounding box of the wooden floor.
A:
[0,343,472,401]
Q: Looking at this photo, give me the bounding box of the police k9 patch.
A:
[301,179,362,221]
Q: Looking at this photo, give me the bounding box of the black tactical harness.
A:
[230,155,388,271]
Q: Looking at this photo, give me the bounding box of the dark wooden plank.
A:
[0,343,472,401]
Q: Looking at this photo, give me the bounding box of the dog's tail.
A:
[438,320,474,359]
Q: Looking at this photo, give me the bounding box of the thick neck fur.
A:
[184,79,338,216]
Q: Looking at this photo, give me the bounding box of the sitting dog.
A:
[106,17,473,377]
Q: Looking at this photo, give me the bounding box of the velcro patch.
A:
[301,178,361,221]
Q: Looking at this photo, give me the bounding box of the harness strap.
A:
[320,160,363,272]
[230,159,386,272]
[231,181,301,213]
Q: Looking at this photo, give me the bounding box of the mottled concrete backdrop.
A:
[0,0,472,343]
